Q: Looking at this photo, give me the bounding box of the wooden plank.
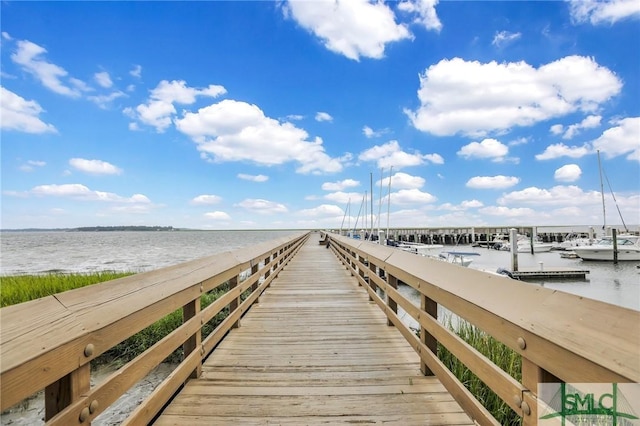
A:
[155,235,473,425]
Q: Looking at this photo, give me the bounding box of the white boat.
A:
[516,239,554,253]
[572,234,640,261]
[552,233,594,250]
[396,241,444,256]
[438,251,479,267]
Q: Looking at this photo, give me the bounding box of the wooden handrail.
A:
[0,232,309,424]
[325,233,640,425]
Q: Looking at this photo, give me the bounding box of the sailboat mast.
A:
[386,166,393,245]
[597,150,606,231]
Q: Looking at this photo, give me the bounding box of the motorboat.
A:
[572,234,640,261]
[396,241,444,256]
[516,237,554,253]
[438,251,479,267]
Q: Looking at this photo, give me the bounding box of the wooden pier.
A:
[1,231,638,426]
[155,239,473,424]
[510,266,589,280]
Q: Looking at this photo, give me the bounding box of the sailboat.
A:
[572,151,640,261]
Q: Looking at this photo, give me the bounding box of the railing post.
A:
[229,275,240,328]
[521,357,559,426]
[420,294,437,376]
[357,254,366,287]
[251,261,260,305]
[367,258,378,297]
[387,274,398,326]
[264,254,271,285]
[183,297,202,379]
[45,363,90,421]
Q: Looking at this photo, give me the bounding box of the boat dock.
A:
[509,266,590,280]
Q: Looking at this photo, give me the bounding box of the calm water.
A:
[1,231,638,311]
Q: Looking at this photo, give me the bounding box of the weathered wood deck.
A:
[155,237,474,425]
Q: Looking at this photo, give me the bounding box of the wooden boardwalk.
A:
[155,236,474,425]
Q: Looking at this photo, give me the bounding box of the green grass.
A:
[438,316,522,425]
[0,272,134,307]
[0,273,234,366]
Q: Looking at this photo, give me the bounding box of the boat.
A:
[438,251,479,267]
[396,241,444,256]
[516,235,554,253]
[572,234,640,261]
[552,233,594,250]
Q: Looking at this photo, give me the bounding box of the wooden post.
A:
[264,254,271,284]
[387,274,398,326]
[251,262,260,304]
[420,295,437,376]
[229,275,240,328]
[367,258,377,298]
[358,255,366,287]
[45,363,90,421]
[612,228,618,264]
[183,298,202,379]
[521,357,560,426]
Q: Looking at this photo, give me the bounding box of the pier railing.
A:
[325,233,640,425]
[0,232,309,424]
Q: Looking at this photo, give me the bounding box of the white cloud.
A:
[0,87,57,134]
[479,206,537,218]
[406,56,622,136]
[466,175,520,189]
[94,71,113,88]
[492,30,521,47]
[498,185,600,206]
[283,0,411,61]
[388,188,437,205]
[397,0,442,32]
[176,99,344,174]
[362,125,391,138]
[11,40,83,97]
[535,143,591,160]
[561,115,602,139]
[554,164,582,182]
[191,194,222,205]
[550,124,564,135]
[19,160,47,172]
[130,65,142,78]
[568,0,640,25]
[132,80,227,132]
[358,140,442,169]
[87,91,127,109]
[236,198,288,214]
[457,138,509,161]
[204,211,230,220]
[69,158,123,175]
[324,191,363,204]
[238,173,269,182]
[380,172,425,190]
[315,111,333,122]
[591,117,640,161]
[30,183,151,204]
[297,204,345,217]
[322,179,360,191]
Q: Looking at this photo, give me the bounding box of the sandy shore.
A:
[0,363,175,425]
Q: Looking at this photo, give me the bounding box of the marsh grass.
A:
[438,315,522,425]
[0,272,133,307]
[0,273,234,366]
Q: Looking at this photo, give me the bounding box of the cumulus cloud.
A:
[0,87,57,134]
[552,115,602,139]
[498,185,601,206]
[204,211,230,220]
[554,164,582,182]
[535,143,591,160]
[466,175,520,189]
[30,183,151,204]
[191,194,222,205]
[283,0,411,61]
[397,0,442,32]
[238,173,269,182]
[129,80,227,132]
[358,140,442,169]
[363,125,385,138]
[405,56,622,137]
[324,191,363,204]
[315,111,333,122]
[69,158,123,175]
[457,138,509,162]
[236,198,288,214]
[19,160,46,172]
[175,99,344,174]
[297,204,345,217]
[322,179,360,191]
[388,188,437,205]
[568,0,640,25]
[11,40,84,97]
[130,65,142,78]
[379,172,425,190]
[492,30,521,47]
[94,71,113,88]
[591,117,640,161]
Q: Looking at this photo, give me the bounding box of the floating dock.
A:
[510,266,589,280]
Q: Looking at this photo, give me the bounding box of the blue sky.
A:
[1,0,639,230]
